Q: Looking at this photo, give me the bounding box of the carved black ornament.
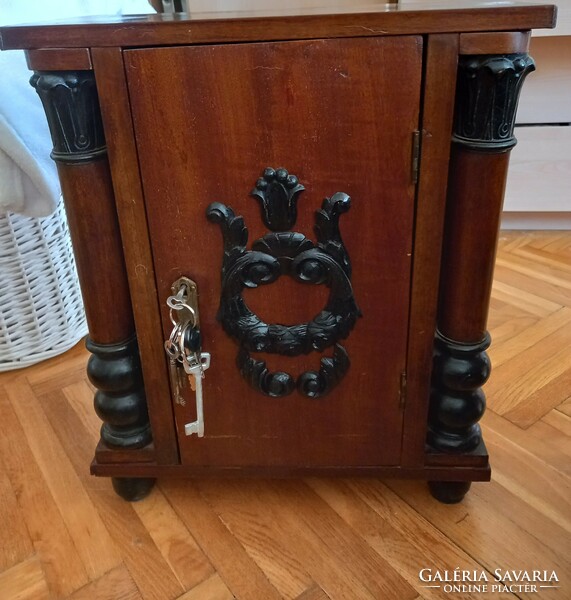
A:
[453,53,535,152]
[252,167,305,231]
[207,168,361,398]
[238,344,350,399]
[30,71,106,164]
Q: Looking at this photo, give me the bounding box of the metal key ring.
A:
[165,321,183,358]
[164,339,179,358]
[168,302,197,328]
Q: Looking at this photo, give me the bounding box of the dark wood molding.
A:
[0,4,555,50]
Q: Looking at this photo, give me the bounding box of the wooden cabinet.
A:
[0,1,556,504]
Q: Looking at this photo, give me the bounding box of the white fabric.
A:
[0,50,60,216]
[0,0,153,217]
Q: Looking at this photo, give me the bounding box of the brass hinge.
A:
[399,371,407,409]
[411,130,421,184]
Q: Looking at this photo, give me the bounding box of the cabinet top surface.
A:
[0,1,556,50]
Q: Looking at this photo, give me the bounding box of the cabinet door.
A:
[125,36,422,468]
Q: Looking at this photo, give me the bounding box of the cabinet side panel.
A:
[125,37,422,467]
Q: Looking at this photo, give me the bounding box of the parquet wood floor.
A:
[0,231,569,599]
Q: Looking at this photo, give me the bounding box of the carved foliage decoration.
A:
[207,168,361,398]
[30,71,106,163]
[238,344,350,399]
[453,53,535,152]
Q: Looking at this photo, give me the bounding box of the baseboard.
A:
[501,212,571,230]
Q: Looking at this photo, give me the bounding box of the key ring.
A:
[165,321,183,359]
[169,302,196,325]
[168,301,197,329]
[164,339,179,359]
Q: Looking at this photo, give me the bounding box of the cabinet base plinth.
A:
[91,459,490,483]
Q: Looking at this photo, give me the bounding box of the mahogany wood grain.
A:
[438,149,510,342]
[57,160,135,345]
[91,47,179,465]
[0,2,556,50]
[25,48,92,70]
[401,33,459,468]
[459,31,531,55]
[125,36,422,468]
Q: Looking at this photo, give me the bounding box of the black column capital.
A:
[453,53,535,152]
[30,70,106,164]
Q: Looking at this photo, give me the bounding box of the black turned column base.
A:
[112,477,156,501]
[87,335,152,450]
[428,481,472,504]
[428,331,491,454]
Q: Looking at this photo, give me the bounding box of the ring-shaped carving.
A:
[217,233,360,356]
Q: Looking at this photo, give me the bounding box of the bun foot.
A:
[112,477,156,501]
[428,480,472,504]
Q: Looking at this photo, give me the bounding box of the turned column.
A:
[428,39,535,503]
[30,69,154,500]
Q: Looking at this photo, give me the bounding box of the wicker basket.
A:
[0,198,87,371]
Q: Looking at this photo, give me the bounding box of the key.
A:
[168,356,186,405]
[165,339,186,405]
[183,352,211,437]
[176,359,187,405]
